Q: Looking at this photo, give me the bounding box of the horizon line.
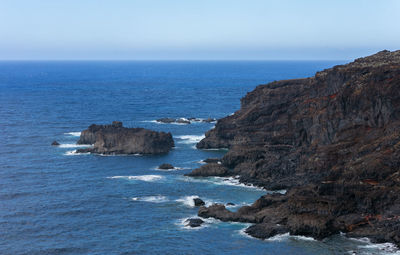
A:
[0,59,350,62]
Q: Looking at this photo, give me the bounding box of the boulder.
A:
[193,198,205,206]
[51,140,60,146]
[156,118,176,123]
[185,218,204,228]
[202,118,216,123]
[158,163,174,170]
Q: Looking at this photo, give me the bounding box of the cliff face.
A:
[195,50,400,245]
[77,121,174,155]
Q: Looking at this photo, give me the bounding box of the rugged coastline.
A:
[189,50,400,246]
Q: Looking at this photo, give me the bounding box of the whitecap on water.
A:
[154,166,188,171]
[131,195,168,203]
[64,132,81,137]
[176,195,199,207]
[347,237,400,255]
[175,135,205,144]
[265,233,316,242]
[187,176,265,191]
[64,150,90,156]
[176,215,221,230]
[108,175,164,182]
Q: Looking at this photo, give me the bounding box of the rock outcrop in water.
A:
[192,50,400,246]
[76,121,174,155]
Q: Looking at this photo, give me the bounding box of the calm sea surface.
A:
[1,61,397,254]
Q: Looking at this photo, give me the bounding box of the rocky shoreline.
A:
[187,50,400,246]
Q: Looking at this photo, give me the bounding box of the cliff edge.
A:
[193,50,400,245]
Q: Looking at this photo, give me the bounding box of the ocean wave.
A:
[266,232,316,242]
[154,166,188,171]
[176,215,221,230]
[64,132,81,137]
[131,195,168,203]
[98,153,142,157]
[108,175,164,182]
[175,135,205,144]
[179,175,268,191]
[142,120,190,125]
[348,237,400,255]
[64,150,90,156]
[142,117,216,125]
[175,195,219,208]
[58,143,92,148]
[210,176,265,191]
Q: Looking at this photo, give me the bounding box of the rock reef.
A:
[76,121,174,155]
[192,50,400,245]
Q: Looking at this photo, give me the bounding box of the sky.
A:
[0,0,399,60]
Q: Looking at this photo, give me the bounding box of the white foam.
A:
[348,237,400,255]
[64,150,90,156]
[64,132,81,137]
[266,233,316,242]
[98,153,142,157]
[176,195,199,207]
[175,135,205,144]
[131,195,168,203]
[176,215,221,230]
[237,224,256,239]
[212,176,265,191]
[108,175,164,182]
[58,143,92,148]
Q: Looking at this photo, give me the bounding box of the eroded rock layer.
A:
[194,50,400,245]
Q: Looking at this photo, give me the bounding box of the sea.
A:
[1,61,399,255]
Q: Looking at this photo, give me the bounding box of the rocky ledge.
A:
[191,50,400,246]
[76,121,174,155]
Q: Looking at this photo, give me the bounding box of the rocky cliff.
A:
[193,50,400,245]
[76,121,174,155]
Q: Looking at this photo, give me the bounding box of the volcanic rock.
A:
[202,158,221,164]
[193,198,205,206]
[185,163,229,177]
[194,50,400,246]
[76,122,174,155]
[51,141,60,146]
[158,163,174,170]
[156,118,176,124]
[185,218,204,228]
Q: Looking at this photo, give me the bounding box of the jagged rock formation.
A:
[76,121,174,155]
[192,50,400,245]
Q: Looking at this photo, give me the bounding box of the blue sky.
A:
[0,0,399,60]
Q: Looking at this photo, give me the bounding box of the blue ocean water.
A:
[1,61,397,255]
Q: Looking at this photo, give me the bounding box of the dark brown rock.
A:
[185,163,229,177]
[76,122,174,155]
[193,198,205,206]
[194,50,400,246]
[203,158,221,164]
[158,163,174,170]
[51,141,60,146]
[185,218,204,228]
[156,118,176,124]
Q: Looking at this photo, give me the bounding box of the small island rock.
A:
[158,163,174,170]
